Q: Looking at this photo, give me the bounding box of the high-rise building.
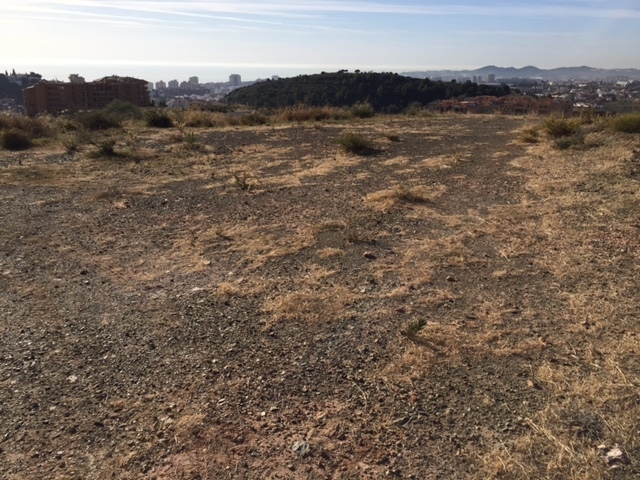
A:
[488,73,496,83]
[155,80,167,90]
[188,76,199,86]
[229,74,241,87]
[168,79,179,89]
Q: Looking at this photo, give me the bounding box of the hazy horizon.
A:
[2,0,640,84]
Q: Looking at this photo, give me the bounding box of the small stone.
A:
[363,252,376,260]
[292,440,311,458]
[446,275,457,282]
[67,375,78,383]
[605,446,629,467]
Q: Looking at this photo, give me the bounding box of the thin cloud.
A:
[4,0,640,19]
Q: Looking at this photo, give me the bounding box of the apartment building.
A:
[23,76,150,116]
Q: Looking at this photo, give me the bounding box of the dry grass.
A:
[2,112,640,478]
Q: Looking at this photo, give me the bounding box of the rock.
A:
[292,440,311,458]
[605,446,629,467]
[364,252,376,260]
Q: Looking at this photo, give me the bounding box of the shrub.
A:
[610,113,640,133]
[277,105,351,122]
[61,133,79,153]
[1,129,32,150]
[240,112,268,126]
[77,110,121,130]
[0,115,53,138]
[144,109,174,128]
[104,100,142,122]
[351,102,375,118]
[95,138,117,156]
[338,132,375,155]
[543,116,581,138]
[184,110,218,128]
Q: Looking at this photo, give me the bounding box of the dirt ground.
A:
[1,114,640,479]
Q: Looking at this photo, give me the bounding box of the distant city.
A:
[147,73,282,107]
[1,65,640,115]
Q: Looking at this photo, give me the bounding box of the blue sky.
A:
[2,0,639,82]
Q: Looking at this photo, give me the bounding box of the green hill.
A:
[225,71,510,112]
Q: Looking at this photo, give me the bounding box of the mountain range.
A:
[402,66,640,81]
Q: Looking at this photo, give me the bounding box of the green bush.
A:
[1,129,32,150]
[351,102,375,118]
[610,114,640,133]
[144,109,174,128]
[104,100,142,122]
[543,116,581,138]
[338,132,375,155]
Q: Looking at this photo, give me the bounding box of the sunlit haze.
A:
[2,0,639,82]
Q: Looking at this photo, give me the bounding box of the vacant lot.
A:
[1,114,639,479]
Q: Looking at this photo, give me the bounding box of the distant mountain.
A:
[402,66,640,81]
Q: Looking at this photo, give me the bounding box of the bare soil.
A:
[1,115,640,479]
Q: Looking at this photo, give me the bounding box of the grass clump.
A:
[553,133,585,150]
[610,113,640,133]
[543,116,581,138]
[144,109,174,128]
[2,129,32,150]
[518,127,540,144]
[338,132,375,155]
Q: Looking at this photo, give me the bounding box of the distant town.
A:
[1,66,639,116]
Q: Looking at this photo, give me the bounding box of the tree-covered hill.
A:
[225,71,510,112]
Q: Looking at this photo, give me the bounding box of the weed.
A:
[543,116,581,138]
[402,318,427,338]
[182,131,203,151]
[338,132,375,155]
[1,129,32,150]
[232,171,260,191]
[144,109,174,128]
[610,113,640,133]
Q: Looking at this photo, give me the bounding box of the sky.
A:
[1,0,640,83]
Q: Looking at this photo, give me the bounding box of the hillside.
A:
[225,71,510,111]
[1,111,640,479]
